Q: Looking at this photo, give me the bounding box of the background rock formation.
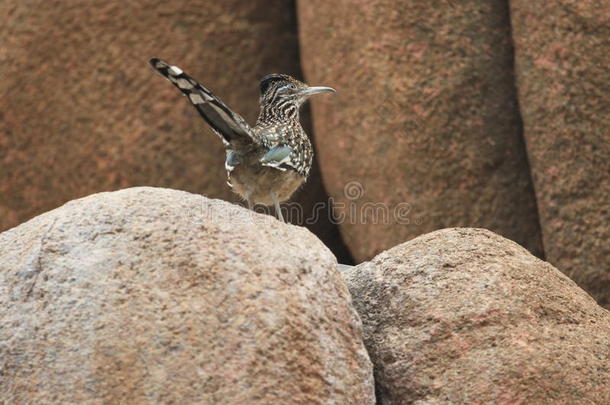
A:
[1,0,608,305]
[510,0,610,306]
[342,228,610,404]
[0,187,375,404]
[0,0,351,261]
[298,0,543,261]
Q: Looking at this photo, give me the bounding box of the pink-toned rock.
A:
[0,0,349,260]
[0,187,375,404]
[509,0,610,307]
[298,0,543,261]
[342,228,610,404]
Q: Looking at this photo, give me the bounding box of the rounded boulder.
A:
[0,187,374,404]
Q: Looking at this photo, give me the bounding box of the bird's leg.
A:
[247,198,253,211]
[271,192,285,223]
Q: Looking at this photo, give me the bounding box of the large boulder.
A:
[297,0,543,261]
[0,0,350,261]
[0,187,374,404]
[342,228,610,404]
[509,0,610,307]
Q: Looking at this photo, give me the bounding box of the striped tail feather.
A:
[149,58,257,146]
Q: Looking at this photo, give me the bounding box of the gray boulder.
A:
[0,187,375,404]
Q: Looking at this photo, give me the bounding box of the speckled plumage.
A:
[149,58,334,221]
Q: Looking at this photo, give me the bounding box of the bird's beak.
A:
[298,86,336,98]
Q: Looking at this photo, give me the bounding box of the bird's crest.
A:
[259,74,301,95]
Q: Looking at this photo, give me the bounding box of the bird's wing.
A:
[260,145,296,172]
[225,149,239,173]
[149,58,258,146]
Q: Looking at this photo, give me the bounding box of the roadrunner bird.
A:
[149,58,335,222]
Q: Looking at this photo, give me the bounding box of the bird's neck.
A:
[256,103,301,127]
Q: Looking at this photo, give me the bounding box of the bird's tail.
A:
[149,58,257,146]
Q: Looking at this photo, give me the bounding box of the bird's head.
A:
[258,74,335,121]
